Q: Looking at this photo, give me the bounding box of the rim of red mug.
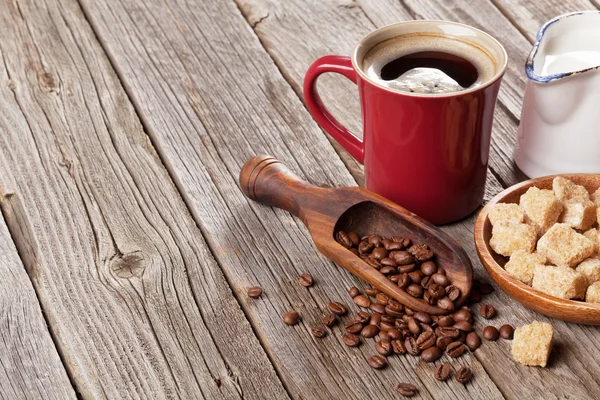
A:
[351,20,508,98]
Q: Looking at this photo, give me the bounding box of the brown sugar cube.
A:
[552,176,590,202]
[558,198,596,231]
[576,258,600,286]
[511,321,553,367]
[488,203,525,226]
[504,250,546,285]
[536,223,594,267]
[520,187,562,234]
[489,223,537,257]
[586,282,600,303]
[584,228,600,253]
[532,264,587,299]
[590,187,600,205]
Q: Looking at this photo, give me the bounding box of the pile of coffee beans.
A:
[336,231,462,312]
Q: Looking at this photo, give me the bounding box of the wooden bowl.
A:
[474,174,600,325]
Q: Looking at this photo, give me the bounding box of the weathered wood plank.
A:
[77,0,505,398]
[0,204,75,399]
[0,0,287,398]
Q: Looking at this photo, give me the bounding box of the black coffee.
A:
[380,51,478,92]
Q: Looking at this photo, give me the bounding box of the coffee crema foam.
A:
[362,34,496,94]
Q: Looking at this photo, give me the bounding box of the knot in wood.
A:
[110,251,145,278]
[39,72,58,92]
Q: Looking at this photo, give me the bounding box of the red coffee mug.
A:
[304,21,507,224]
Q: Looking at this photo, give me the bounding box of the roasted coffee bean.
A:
[375,293,390,305]
[428,284,445,299]
[365,257,381,269]
[445,286,461,301]
[361,324,380,338]
[353,295,371,308]
[312,325,327,338]
[345,320,364,334]
[355,311,371,324]
[453,309,473,323]
[347,231,360,246]
[328,302,347,315]
[408,270,424,284]
[358,241,374,256]
[283,310,300,326]
[376,339,393,356]
[421,346,442,363]
[431,273,450,286]
[365,287,380,296]
[421,276,433,289]
[437,327,460,339]
[446,341,466,358]
[398,263,417,274]
[381,257,397,267]
[380,321,395,331]
[465,332,481,351]
[323,313,337,327]
[437,267,446,275]
[298,273,314,287]
[469,290,482,304]
[416,331,436,350]
[436,335,453,351]
[480,304,496,319]
[391,251,415,265]
[456,367,472,384]
[370,312,382,327]
[388,274,401,283]
[378,330,390,340]
[434,364,452,381]
[380,266,396,275]
[385,307,403,319]
[343,333,360,347]
[405,337,421,356]
[405,307,415,316]
[421,261,437,276]
[408,243,434,261]
[421,323,434,333]
[499,324,514,340]
[388,328,402,340]
[371,247,389,261]
[414,311,432,324]
[370,303,386,314]
[367,355,387,370]
[408,317,422,335]
[387,241,405,251]
[423,291,436,305]
[349,287,360,298]
[392,339,407,354]
[407,284,424,298]
[386,299,404,313]
[392,237,411,247]
[437,297,455,311]
[396,383,418,397]
[336,231,354,248]
[476,280,494,295]
[367,235,384,248]
[395,320,407,330]
[482,326,499,341]
[397,273,411,289]
[454,321,474,332]
[381,238,393,249]
[247,287,263,299]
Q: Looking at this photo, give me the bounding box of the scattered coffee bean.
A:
[369,303,386,314]
[416,331,436,350]
[328,302,347,315]
[436,336,453,351]
[465,332,481,351]
[361,324,380,338]
[438,316,455,327]
[446,341,466,358]
[414,311,432,324]
[359,241,375,256]
[392,339,407,354]
[375,292,390,305]
[420,276,433,289]
[437,297,455,311]
[380,266,396,275]
[482,326,499,341]
[445,285,461,301]
[336,231,354,248]
[408,243,434,261]
[353,295,371,308]
[434,364,452,381]
[407,317,422,335]
[405,337,420,356]
[456,367,473,384]
[437,326,460,339]
[349,287,360,298]
[372,247,389,261]
[388,328,402,340]
[421,346,442,363]
[367,355,387,369]
[480,304,496,319]
[391,250,415,265]
[453,320,474,332]
[342,333,360,347]
[396,383,418,397]
[420,260,437,276]
[283,310,300,326]
[312,325,327,338]
[432,273,449,286]
[323,313,336,327]
[408,270,424,284]
[398,263,417,274]
[370,312,382,327]
[345,320,363,334]
[247,287,263,299]
[347,231,360,246]
[397,273,411,289]
[499,324,514,340]
[428,284,445,299]
[376,339,393,356]
[298,273,314,287]
[407,284,424,298]
[355,311,370,324]
[453,309,473,323]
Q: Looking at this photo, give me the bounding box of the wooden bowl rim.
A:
[474,173,600,323]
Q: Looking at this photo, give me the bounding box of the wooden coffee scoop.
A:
[239,155,473,314]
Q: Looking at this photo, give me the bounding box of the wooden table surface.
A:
[1,0,598,398]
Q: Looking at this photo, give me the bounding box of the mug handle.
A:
[304,55,364,164]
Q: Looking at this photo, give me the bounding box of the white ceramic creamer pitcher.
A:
[515,11,600,178]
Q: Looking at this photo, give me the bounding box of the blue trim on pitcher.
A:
[526,11,600,83]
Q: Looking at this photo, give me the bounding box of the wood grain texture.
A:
[0,0,286,398]
[0,207,75,399]
[77,0,505,398]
